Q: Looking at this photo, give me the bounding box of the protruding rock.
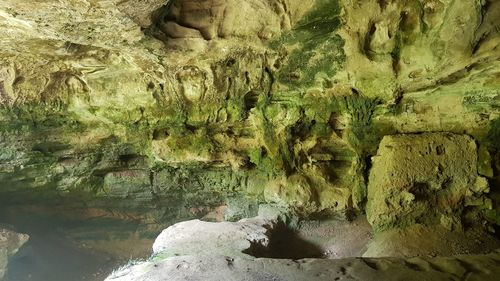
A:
[366,133,489,231]
[152,218,276,258]
[153,0,315,43]
[264,174,318,213]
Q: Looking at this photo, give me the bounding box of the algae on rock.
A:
[0,0,499,229]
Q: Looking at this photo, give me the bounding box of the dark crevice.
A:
[377,0,388,10]
[361,259,380,270]
[152,128,170,140]
[410,182,430,201]
[244,91,259,111]
[243,222,324,259]
[362,22,377,60]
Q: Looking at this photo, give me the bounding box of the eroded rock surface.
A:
[151,218,276,257]
[1,0,499,279]
[107,252,500,281]
[339,0,500,99]
[364,224,500,258]
[106,218,500,281]
[0,0,498,253]
[0,228,28,280]
[154,0,314,42]
[367,133,490,231]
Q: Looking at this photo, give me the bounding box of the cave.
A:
[1,0,500,281]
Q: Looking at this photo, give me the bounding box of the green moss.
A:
[269,0,345,88]
[484,209,500,225]
[338,96,380,154]
[487,118,500,150]
[153,166,245,210]
[226,98,245,121]
[303,96,337,123]
[163,128,214,160]
[478,145,494,178]
[247,147,271,172]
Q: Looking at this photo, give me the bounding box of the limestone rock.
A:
[154,0,315,42]
[338,0,500,99]
[106,252,500,281]
[0,228,28,280]
[264,174,318,213]
[366,133,489,231]
[151,218,276,257]
[106,218,500,281]
[363,224,500,258]
[0,0,499,232]
[100,170,153,201]
[117,0,167,27]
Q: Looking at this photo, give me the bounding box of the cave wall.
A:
[0,0,499,228]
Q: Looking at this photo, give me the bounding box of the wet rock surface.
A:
[0,205,158,281]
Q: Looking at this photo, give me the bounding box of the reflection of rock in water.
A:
[0,207,156,281]
[0,227,28,280]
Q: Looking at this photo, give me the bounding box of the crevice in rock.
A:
[243,222,324,259]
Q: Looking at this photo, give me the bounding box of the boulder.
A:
[366,133,490,231]
[151,217,276,258]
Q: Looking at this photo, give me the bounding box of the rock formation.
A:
[0,0,499,279]
[1,0,497,223]
[367,133,490,231]
[153,0,313,42]
[105,217,500,281]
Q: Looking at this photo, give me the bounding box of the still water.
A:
[1,206,159,281]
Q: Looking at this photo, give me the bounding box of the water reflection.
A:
[0,206,156,281]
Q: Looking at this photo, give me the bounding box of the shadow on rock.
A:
[244,222,324,259]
